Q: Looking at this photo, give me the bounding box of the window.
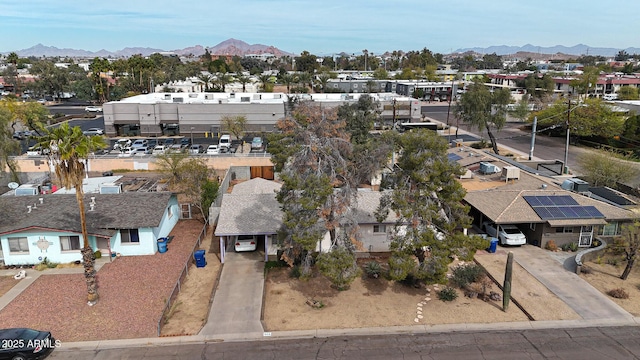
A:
[373,225,387,234]
[60,236,81,251]
[168,206,173,219]
[120,229,140,244]
[555,227,573,233]
[8,237,29,253]
[529,223,536,231]
[602,222,619,236]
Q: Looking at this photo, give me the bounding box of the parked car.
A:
[113,139,131,152]
[180,138,191,148]
[169,144,183,153]
[235,235,257,252]
[206,144,219,155]
[83,128,104,136]
[189,144,203,154]
[0,328,57,359]
[118,147,134,157]
[26,146,44,157]
[482,222,526,246]
[133,146,151,156]
[130,139,148,149]
[162,138,176,146]
[218,134,231,149]
[147,139,158,149]
[152,145,167,155]
[84,106,103,112]
[251,137,263,150]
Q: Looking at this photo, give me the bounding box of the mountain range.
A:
[9,38,293,58]
[7,40,639,58]
[454,44,640,57]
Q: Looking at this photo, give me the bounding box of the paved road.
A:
[49,326,640,359]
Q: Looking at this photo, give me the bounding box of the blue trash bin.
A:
[157,238,168,253]
[488,238,499,253]
[194,250,207,268]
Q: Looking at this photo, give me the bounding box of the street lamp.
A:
[190,127,194,145]
[564,94,572,174]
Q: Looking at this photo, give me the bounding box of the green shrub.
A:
[94,250,102,259]
[289,265,301,279]
[450,263,484,289]
[364,261,382,278]
[569,242,579,252]
[316,248,360,290]
[607,257,620,266]
[264,260,285,273]
[438,287,458,302]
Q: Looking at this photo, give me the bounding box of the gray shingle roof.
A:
[0,192,174,238]
[231,178,282,195]
[215,185,393,236]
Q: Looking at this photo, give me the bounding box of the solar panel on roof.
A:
[546,207,567,218]
[572,207,590,217]
[447,153,463,162]
[537,196,555,206]
[552,195,579,206]
[584,206,605,218]
[558,206,580,218]
[523,196,543,207]
[531,207,553,219]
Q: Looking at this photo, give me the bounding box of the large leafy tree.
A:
[615,221,640,280]
[272,103,366,281]
[532,98,625,139]
[455,78,511,154]
[570,66,600,99]
[220,115,247,151]
[618,86,639,100]
[576,149,638,187]
[0,106,20,182]
[376,130,488,284]
[37,123,107,305]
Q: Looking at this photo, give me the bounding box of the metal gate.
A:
[579,225,594,247]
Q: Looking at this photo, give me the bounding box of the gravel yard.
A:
[0,220,204,342]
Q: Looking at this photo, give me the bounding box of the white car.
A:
[152,145,167,155]
[130,139,148,149]
[118,147,134,157]
[235,235,257,252]
[85,106,103,112]
[482,222,526,246]
[83,128,104,136]
[206,144,219,155]
[113,139,131,152]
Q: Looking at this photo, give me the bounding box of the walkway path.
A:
[199,251,264,337]
[508,245,633,320]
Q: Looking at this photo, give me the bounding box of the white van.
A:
[603,93,618,101]
[219,134,231,149]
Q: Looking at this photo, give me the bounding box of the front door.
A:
[579,226,594,247]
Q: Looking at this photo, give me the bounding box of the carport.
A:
[215,192,282,263]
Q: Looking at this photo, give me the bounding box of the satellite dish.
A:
[8,182,19,189]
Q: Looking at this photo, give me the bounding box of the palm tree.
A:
[197,73,214,92]
[258,74,272,92]
[236,75,251,92]
[281,73,295,93]
[38,123,107,305]
[215,72,232,92]
[317,73,331,93]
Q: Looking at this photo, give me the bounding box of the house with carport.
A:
[449,146,638,248]
[0,192,180,266]
[214,178,397,263]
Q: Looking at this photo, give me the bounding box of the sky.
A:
[2,1,639,56]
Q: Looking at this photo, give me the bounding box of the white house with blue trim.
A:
[0,192,179,266]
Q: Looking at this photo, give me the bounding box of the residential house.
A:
[0,192,179,265]
[448,146,637,248]
[213,178,396,262]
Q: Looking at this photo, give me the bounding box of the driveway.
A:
[508,245,633,320]
[199,251,264,337]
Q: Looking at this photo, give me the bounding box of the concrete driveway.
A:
[199,251,264,337]
[508,245,633,321]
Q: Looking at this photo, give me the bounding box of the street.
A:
[49,326,640,359]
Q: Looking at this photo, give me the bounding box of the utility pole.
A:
[529,116,537,160]
[564,96,571,174]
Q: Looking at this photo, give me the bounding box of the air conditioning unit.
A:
[99,183,122,194]
[480,162,500,174]
[561,178,589,192]
[502,166,520,181]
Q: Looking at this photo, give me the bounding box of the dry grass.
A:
[0,276,20,298]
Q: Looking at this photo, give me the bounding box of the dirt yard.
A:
[160,227,222,336]
[261,250,578,331]
[0,276,19,297]
[580,253,640,316]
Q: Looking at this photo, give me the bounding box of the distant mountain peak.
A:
[6,38,293,58]
[454,44,638,57]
